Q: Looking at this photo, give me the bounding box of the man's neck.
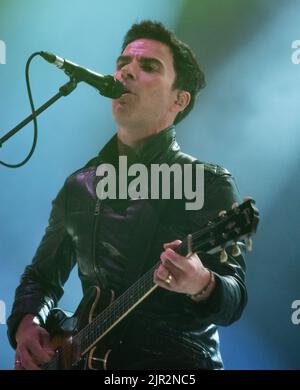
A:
[117,123,172,149]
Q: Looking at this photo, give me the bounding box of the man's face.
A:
[112,38,180,131]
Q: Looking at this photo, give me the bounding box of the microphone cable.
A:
[0,52,40,168]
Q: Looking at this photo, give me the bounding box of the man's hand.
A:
[14,314,54,370]
[154,240,215,297]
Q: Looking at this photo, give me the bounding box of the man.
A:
[7,20,247,370]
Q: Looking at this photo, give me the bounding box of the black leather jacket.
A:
[7,127,247,369]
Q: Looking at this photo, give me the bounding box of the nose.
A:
[121,65,135,81]
[115,62,136,82]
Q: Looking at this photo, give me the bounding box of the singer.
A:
[7,21,247,370]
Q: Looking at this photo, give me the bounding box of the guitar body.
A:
[44,286,114,370]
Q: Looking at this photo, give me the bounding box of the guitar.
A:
[41,198,259,370]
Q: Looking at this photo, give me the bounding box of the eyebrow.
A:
[116,55,164,69]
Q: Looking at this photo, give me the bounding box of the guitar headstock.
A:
[181,197,259,262]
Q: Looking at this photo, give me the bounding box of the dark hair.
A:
[121,20,205,124]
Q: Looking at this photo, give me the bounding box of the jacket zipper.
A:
[92,198,103,286]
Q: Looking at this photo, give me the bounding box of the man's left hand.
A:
[154,240,213,296]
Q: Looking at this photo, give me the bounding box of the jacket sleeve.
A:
[182,170,248,326]
[7,181,76,348]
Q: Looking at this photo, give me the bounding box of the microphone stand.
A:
[0,78,78,148]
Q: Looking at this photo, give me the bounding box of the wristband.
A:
[189,270,214,301]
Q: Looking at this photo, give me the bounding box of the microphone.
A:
[39,51,125,99]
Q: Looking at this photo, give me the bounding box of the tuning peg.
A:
[243,196,254,202]
[231,243,241,257]
[218,210,227,218]
[220,249,228,263]
[245,236,253,251]
[232,202,240,214]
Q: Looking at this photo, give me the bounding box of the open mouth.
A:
[121,85,134,95]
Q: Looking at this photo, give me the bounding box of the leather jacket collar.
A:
[98,125,178,166]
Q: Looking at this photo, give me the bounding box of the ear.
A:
[171,90,191,114]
